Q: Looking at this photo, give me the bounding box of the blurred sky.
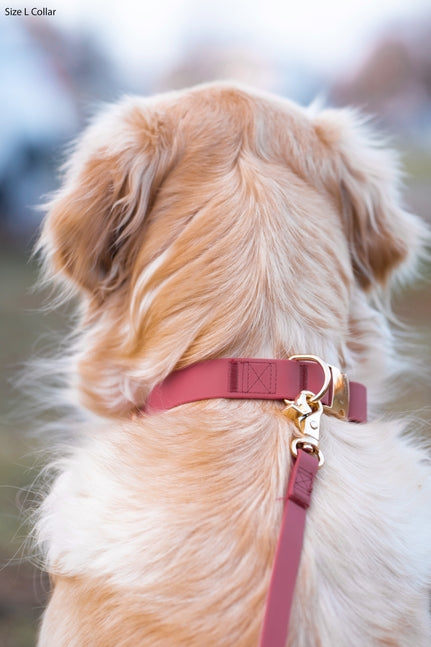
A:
[4,0,430,84]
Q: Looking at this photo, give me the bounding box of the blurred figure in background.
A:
[0,17,119,242]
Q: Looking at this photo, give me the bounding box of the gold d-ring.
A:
[288,354,332,403]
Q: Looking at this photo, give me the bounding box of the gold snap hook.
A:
[286,396,325,466]
[283,355,331,469]
[291,437,325,466]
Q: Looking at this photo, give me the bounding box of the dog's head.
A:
[38,83,425,415]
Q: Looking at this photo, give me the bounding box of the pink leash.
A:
[258,448,319,647]
[144,356,366,646]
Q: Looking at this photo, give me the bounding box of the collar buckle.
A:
[325,364,350,420]
[287,354,350,422]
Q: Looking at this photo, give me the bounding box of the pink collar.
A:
[145,357,367,422]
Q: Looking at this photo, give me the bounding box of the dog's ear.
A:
[313,110,425,289]
[40,100,174,296]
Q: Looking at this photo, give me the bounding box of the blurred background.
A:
[1,0,430,645]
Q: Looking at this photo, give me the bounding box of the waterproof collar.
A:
[145,356,367,423]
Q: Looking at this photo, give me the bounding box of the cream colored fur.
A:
[35,82,431,646]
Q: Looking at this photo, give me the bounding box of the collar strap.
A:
[145,357,367,422]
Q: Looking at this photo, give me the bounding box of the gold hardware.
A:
[324,365,350,420]
[288,354,331,402]
[283,354,333,467]
[283,389,313,419]
[284,392,325,467]
[283,354,351,465]
[287,354,350,420]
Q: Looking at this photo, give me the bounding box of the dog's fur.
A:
[35,82,431,646]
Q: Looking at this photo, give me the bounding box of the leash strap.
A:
[145,358,367,422]
[259,449,319,647]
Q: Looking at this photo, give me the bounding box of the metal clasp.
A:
[289,353,350,420]
[283,354,332,467]
[284,392,325,467]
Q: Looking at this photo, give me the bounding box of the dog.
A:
[34,82,431,646]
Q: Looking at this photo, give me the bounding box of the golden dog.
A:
[35,82,431,646]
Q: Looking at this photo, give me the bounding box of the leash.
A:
[144,354,367,646]
[259,448,319,647]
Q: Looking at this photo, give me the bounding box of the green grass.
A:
[402,147,431,183]
[0,248,57,647]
